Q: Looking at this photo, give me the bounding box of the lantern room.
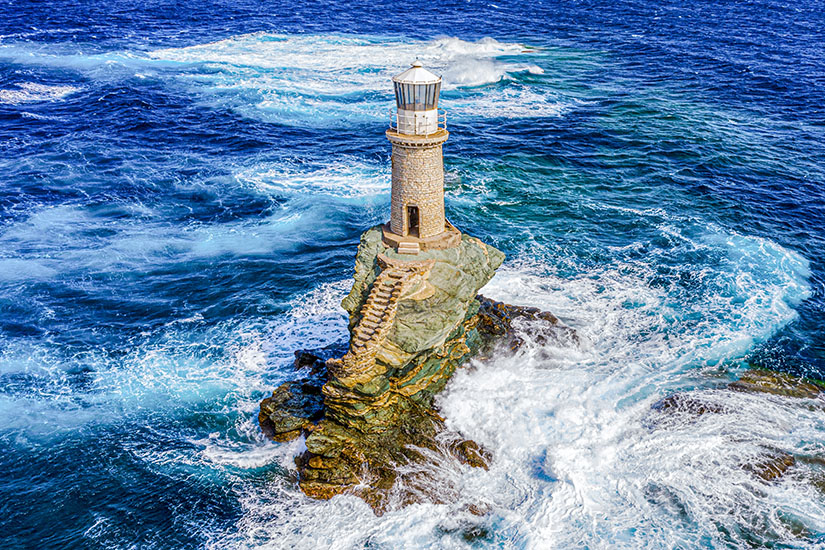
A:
[391,60,443,135]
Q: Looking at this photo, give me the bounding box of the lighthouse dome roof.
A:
[392,60,441,85]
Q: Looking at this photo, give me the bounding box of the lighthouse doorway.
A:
[407,206,419,237]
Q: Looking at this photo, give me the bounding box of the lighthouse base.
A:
[381,220,462,254]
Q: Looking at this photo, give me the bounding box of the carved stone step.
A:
[397,242,420,255]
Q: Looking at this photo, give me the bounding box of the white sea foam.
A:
[448,86,570,119]
[0,190,368,281]
[0,82,78,104]
[148,33,564,124]
[236,157,389,199]
[0,34,566,121]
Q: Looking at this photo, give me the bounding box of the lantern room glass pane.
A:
[425,83,435,109]
[394,82,401,107]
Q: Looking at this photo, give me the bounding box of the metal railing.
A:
[389,109,447,135]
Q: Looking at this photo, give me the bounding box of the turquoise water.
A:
[1,2,824,548]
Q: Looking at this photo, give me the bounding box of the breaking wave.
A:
[0,82,78,104]
[148,34,563,124]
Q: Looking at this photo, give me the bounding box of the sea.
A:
[1,1,824,548]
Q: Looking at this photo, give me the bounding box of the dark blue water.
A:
[1,1,824,548]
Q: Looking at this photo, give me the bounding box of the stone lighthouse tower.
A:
[383,61,461,254]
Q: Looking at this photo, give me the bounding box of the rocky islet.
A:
[259,225,571,512]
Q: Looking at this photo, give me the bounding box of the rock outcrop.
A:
[259,226,567,512]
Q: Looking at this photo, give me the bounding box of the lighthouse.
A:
[383,61,461,254]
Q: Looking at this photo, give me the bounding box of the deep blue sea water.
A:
[1,1,824,548]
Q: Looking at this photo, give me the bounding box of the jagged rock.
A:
[259,226,572,513]
[812,473,825,495]
[466,503,492,516]
[295,396,489,514]
[475,295,577,355]
[293,350,327,376]
[258,351,329,442]
[450,439,492,469]
[259,382,324,442]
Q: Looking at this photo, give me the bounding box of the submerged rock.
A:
[652,393,727,416]
[744,449,796,482]
[653,369,825,489]
[728,369,824,399]
[259,226,570,512]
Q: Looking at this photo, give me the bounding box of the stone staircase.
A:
[328,255,434,388]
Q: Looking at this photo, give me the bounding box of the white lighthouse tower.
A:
[383,61,461,254]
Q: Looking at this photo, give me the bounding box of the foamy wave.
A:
[449,86,570,119]
[0,274,349,439]
[430,232,816,547]
[236,157,389,199]
[151,34,530,91]
[0,82,79,104]
[148,33,563,125]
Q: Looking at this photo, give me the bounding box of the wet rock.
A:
[744,449,796,482]
[652,393,727,416]
[476,295,577,354]
[729,369,824,399]
[258,381,324,442]
[292,350,327,376]
[811,473,825,495]
[436,522,493,543]
[652,371,825,493]
[450,439,491,469]
[295,395,490,514]
[466,502,491,516]
[258,350,331,442]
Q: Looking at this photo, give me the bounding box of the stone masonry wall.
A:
[390,143,446,239]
